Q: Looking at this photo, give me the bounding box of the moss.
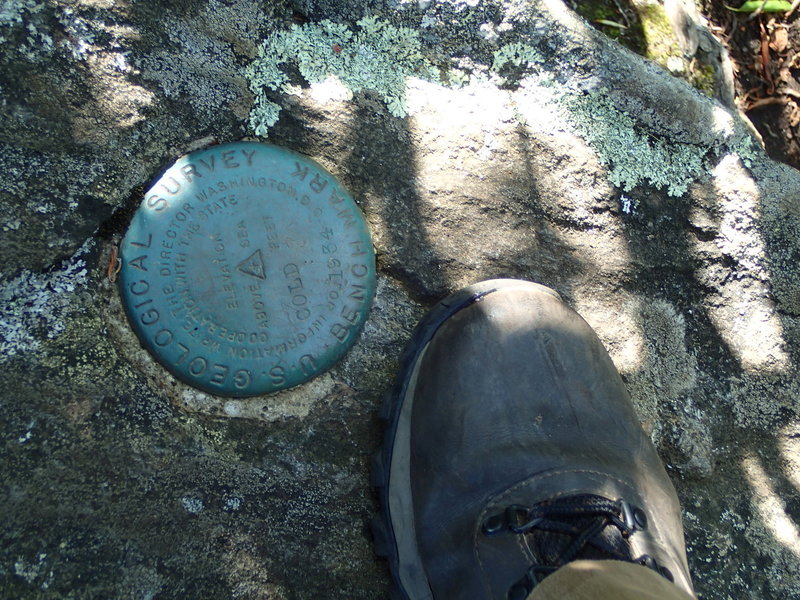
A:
[638,2,681,68]
[572,1,718,97]
[689,62,716,97]
[573,3,682,74]
[245,16,439,135]
[571,0,618,22]
[570,0,648,54]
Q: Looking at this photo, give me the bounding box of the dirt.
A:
[700,2,800,171]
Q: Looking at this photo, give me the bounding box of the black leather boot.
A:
[372,280,694,599]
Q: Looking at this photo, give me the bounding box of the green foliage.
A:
[570,0,647,49]
[245,17,438,135]
[725,1,792,13]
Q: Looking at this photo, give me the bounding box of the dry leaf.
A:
[789,102,800,127]
[785,76,800,94]
[770,27,789,52]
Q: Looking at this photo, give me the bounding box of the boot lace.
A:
[481,494,673,600]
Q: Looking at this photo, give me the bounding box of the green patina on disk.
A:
[119,142,376,397]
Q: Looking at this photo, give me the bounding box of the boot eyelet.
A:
[482,513,506,535]
[507,572,535,600]
[633,507,648,529]
[507,582,531,600]
[639,554,657,569]
[505,505,530,527]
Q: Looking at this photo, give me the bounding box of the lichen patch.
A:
[246,17,439,135]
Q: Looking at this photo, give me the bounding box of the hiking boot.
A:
[372,279,694,599]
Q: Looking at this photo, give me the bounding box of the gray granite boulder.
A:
[2,1,800,598]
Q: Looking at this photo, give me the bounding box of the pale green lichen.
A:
[561,91,708,197]
[491,42,543,71]
[732,132,760,168]
[0,0,53,56]
[689,63,716,98]
[249,97,282,134]
[0,0,36,27]
[246,16,439,135]
[491,41,712,197]
[246,15,756,199]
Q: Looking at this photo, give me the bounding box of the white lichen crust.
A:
[0,240,92,361]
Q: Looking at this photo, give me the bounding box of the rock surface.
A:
[2,0,800,598]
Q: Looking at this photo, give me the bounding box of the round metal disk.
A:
[119,142,376,397]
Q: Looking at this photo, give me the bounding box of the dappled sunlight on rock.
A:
[222,533,288,599]
[405,77,517,186]
[711,105,736,139]
[742,454,800,559]
[6,0,800,596]
[308,75,353,104]
[75,0,123,8]
[705,155,791,373]
[779,422,800,495]
[405,77,517,124]
[574,292,706,466]
[573,291,647,376]
[74,51,156,140]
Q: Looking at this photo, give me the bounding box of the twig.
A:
[610,0,632,27]
[789,0,800,17]
[748,0,769,19]
[746,95,787,110]
[760,19,776,94]
[107,246,121,283]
